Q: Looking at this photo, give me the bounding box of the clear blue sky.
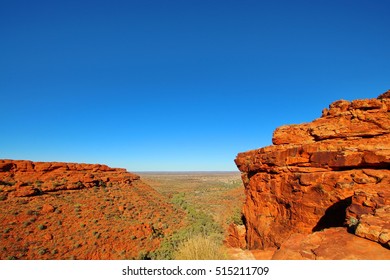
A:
[1,0,389,171]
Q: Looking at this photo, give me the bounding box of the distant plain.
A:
[139,172,245,230]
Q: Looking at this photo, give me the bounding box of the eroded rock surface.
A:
[225,223,247,249]
[0,160,137,198]
[272,227,390,260]
[355,206,390,248]
[235,91,390,256]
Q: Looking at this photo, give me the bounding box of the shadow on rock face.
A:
[312,196,352,232]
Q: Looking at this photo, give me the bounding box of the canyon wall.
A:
[235,91,390,253]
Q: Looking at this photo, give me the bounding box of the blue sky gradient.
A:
[1,0,390,171]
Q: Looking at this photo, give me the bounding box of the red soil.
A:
[0,160,185,259]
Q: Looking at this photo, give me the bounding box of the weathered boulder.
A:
[355,206,390,248]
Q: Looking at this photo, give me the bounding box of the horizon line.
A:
[133,170,240,173]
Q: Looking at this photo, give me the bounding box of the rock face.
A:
[225,223,247,249]
[235,91,390,256]
[0,160,139,198]
[272,227,390,260]
[0,160,184,260]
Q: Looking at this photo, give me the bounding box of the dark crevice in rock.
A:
[359,134,383,139]
[247,169,265,180]
[0,163,14,172]
[310,133,387,142]
[312,196,352,232]
[330,163,390,171]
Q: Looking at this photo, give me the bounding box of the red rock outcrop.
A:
[272,227,390,260]
[235,90,390,256]
[354,206,390,248]
[0,160,185,260]
[0,160,134,198]
[225,223,247,249]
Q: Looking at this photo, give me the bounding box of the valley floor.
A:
[140,171,245,230]
[140,171,248,259]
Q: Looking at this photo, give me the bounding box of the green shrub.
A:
[38,248,47,255]
[3,227,12,233]
[137,251,152,260]
[35,180,43,187]
[228,207,244,226]
[37,224,46,230]
[0,180,15,186]
[151,194,224,260]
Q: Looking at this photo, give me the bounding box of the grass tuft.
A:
[174,235,227,260]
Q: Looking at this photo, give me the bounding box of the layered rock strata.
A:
[0,160,139,198]
[235,91,390,253]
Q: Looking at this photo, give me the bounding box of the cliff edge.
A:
[235,90,390,259]
[0,160,184,259]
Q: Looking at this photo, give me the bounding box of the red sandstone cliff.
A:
[0,160,184,259]
[235,90,390,259]
[0,160,138,198]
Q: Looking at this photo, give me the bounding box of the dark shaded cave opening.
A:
[312,196,352,232]
[241,212,247,227]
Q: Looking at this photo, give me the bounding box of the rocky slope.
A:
[0,160,184,259]
[235,90,390,259]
